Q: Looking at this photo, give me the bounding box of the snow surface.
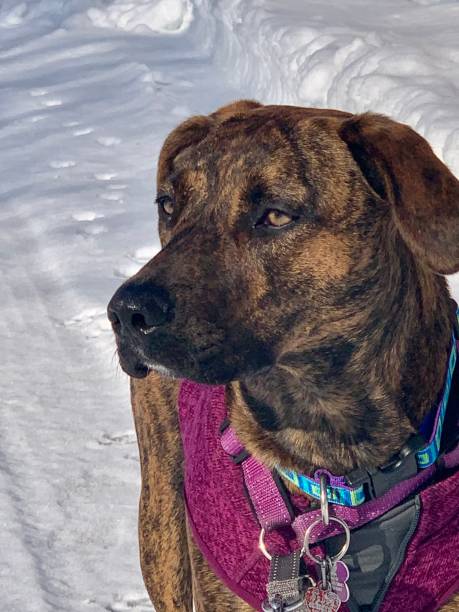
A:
[0,1,458,610]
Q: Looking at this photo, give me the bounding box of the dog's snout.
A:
[107,281,174,336]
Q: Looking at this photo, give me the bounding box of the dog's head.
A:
[108,101,459,385]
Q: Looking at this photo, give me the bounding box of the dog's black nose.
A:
[107,281,174,336]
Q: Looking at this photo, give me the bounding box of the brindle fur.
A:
[109,101,459,610]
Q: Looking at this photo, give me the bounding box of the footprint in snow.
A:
[73,127,94,136]
[82,223,107,236]
[42,99,63,107]
[95,172,117,181]
[100,192,123,202]
[29,114,47,123]
[0,4,26,26]
[72,211,104,222]
[30,88,48,97]
[84,594,152,611]
[97,431,137,446]
[63,307,111,338]
[64,307,106,325]
[107,594,152,611]
[123,452,140,462]
[50,160,76,169]
[97,136,122,146]
[113,245,159,278]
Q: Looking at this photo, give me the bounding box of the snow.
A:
[87,0,194,34]
[0,1,458,611]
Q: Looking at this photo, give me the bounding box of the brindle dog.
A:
[107,101,459,611]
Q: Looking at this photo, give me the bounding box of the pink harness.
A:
[179,378,459,611]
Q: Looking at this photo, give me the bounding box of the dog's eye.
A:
[157,196,174,216]
[260,209,293,228]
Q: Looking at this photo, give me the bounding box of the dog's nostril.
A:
[108,281,174,336]
[131,312,156,334]
[131,312,146,330]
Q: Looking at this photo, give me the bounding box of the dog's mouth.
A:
[116,330,257,384]
[114,331,232,382]
[116,345,150,379]
[122,359,150,379]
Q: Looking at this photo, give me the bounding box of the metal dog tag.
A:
[262,551,306,611]
[303,585,341,611]
[330,560,350,603]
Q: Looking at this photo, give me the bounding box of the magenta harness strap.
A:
[221,425,292,531]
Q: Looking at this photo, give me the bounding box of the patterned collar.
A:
[277,323,458,507]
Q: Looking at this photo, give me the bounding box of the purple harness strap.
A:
[221,426,292,531]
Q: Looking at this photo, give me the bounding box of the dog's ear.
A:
[158,115,212,183]
[339,113,459,274]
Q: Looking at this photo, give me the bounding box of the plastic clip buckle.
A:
[346,434,425,499]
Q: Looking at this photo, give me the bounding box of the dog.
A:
[107,101,459,611]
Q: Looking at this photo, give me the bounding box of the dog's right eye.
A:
[255,208,296,229]
[157,196,174,217]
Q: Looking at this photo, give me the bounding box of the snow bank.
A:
[205,0,459,174]
[0,0,194,33]
[87,0,193,34]
[0,0,93,28]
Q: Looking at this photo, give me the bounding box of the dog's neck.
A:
[228,267,454,476]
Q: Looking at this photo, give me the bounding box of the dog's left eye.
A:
[258,209,294,228]
[157,195,174,217]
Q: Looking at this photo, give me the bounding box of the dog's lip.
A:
[130,363,150,378]
[117,353,150,378]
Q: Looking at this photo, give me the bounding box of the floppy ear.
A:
[339,113,459,274]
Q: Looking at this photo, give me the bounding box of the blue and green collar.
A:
[277,320,458,507]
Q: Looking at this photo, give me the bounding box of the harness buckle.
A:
[346,434,426,499]
[219,418,250,464]
[230,449,250,464]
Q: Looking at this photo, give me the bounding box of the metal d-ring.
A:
[259,528,272,561]
[301,516,351,565]
[319,473,329,526]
